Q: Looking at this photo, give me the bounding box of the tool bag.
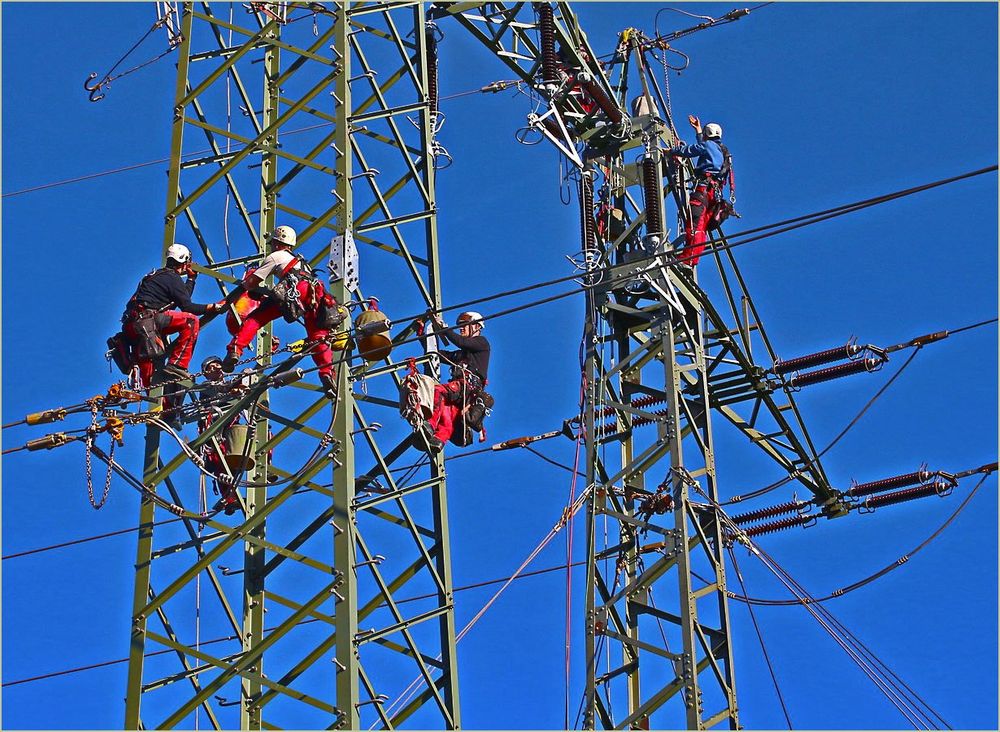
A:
[106,332,134,374]
[316,295,347,330]
[129,311,166,360]
[399,372,438,424]
[710,198,736,229]
[271,275,304,322]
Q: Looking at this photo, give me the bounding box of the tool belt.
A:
[122,305,167,360]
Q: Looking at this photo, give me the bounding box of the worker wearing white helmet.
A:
[418,309,493,448]
[221,225,342,400]
[668,114,736,269]
[429,310,489,383]
[119,242,225,391]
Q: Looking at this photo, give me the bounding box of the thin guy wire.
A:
[727,546,794,729]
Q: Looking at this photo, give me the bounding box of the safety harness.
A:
[702,139,738,228]
[108,270,171,377]
[265,254,346,330]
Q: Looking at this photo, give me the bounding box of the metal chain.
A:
[83,405,113,510]
[659,46,679,144]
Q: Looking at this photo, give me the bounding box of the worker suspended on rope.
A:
[406,311,494,451]
[220,225,346,400]
[113,243,225,390]
[668,114,736,268]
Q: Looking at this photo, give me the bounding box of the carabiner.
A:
[83,72,108,103]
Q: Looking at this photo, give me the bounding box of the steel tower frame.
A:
[124,2,459,728]
[431,3,846,728]
[121,1,848,729]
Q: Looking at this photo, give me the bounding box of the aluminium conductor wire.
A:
[15,160,989,412]
[2,555,592,688]
[748,539,951,729]
[741,540,934,728]
[719,499,952,730]
[730,472,990,612]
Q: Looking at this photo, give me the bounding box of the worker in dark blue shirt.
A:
[669,114,732,269]
[121,243,224,388]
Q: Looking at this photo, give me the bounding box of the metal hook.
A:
[348,167,380,181]
[356,694,390,708]
[354,554,385,569]
[84,72,108,103]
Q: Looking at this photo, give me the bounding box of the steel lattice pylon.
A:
[122,1,850,729]
[431,3,847,728]
[124,2,460,728]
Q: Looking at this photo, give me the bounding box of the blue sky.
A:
[2,2,997,730]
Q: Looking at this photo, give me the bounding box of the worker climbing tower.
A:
[124,2,459,728]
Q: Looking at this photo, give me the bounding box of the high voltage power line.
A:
[4,467,989,694]
[5,3,995,726]
[5,162,994,431]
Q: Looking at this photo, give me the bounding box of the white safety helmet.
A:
[166,243,192,264]
[269,225,297,248]
[457,311,484,330]
[703,122,723,140]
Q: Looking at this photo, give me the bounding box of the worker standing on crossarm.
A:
[669,114,735,268]
[120,243,225,388]
[425,310,494,447]
[220,225,344,400]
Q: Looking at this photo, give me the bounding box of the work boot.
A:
[319,372,338,401]
[417,422,444,454]
[221,347,240,374]
[218,479,241,515]
[152,362,190,386]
